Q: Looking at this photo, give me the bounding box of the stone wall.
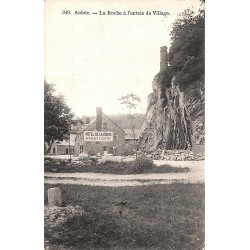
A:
[137,149,205,161]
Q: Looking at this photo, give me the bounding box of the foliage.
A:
[44,157,189,174]
[118,93,141,157]
[167,4,205,89]
[45,207,123,249]
[44,81,75,152]
[109,113,145,129]
[121,146,135,156]
[131,155,155,173]
[118,93,141,110]
[44,183,205,250]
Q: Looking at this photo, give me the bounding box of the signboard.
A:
[84,131,113,142]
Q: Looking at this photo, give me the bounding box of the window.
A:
[114,134,118,140]
[103,123,107,129]
[53,148,56,154]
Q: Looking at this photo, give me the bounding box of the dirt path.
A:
[44,160,204,187]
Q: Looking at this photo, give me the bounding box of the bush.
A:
[121,145,136,156]
[44,156,190,174]
[88,150,95,156]
[78,156,90,161]
[132,156,155,173]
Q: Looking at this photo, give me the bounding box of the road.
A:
[44,160,204,187]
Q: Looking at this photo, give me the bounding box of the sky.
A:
[45,0,201,116]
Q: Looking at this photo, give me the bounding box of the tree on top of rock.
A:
[168,1,205,89]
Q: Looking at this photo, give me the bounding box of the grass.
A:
[44,158,189,174]
[44,183,205,250]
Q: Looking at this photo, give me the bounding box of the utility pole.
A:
[128,110,137,159]
[68,123,72,162]
[69,131,71,161]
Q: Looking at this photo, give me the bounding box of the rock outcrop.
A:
[138,49,204,152]
[184,82,205,144]
[139,74,193,152]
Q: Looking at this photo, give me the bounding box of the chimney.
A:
[86,117,90,124]
[96,107,102,131]
[160,46,168,72]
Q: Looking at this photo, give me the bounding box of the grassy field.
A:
[44,159,189,175]
[44,183,205,250]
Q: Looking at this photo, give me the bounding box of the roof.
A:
[57,134,76,146]
[77,120,97,135]
[102,113,125,133]
[124,129,142,140]
[76,112,125,135]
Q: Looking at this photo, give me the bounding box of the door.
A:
[103,146,108,156]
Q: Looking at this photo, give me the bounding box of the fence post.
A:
[48,187,62,207]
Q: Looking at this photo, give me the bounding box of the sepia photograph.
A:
[44,0,205,249]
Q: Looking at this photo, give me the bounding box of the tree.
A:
[118,93,141,158]
[108,113,145,129]
[44,81,75,154]
[167,2,205,89]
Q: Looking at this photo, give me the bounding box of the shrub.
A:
[78,156,89,161]
[88,150,95,156]
[121,147,135,156]
[132,156,155,173]
[44,156,190,174]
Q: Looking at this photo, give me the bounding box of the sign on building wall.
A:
[84,131,113,142]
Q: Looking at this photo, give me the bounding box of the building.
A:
[124,129,142,144]
[122,128,142,155]
[75,107,126,156]
[46,134,76,155]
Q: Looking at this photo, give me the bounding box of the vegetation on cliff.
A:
[161,2,205,90]
[168,6,205,89]
[169,2,205,143]
[139,2,205,151]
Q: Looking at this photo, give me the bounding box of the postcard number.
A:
[62,10,71,15]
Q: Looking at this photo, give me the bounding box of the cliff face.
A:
[138,72,204,152]
[184,82,205,144]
